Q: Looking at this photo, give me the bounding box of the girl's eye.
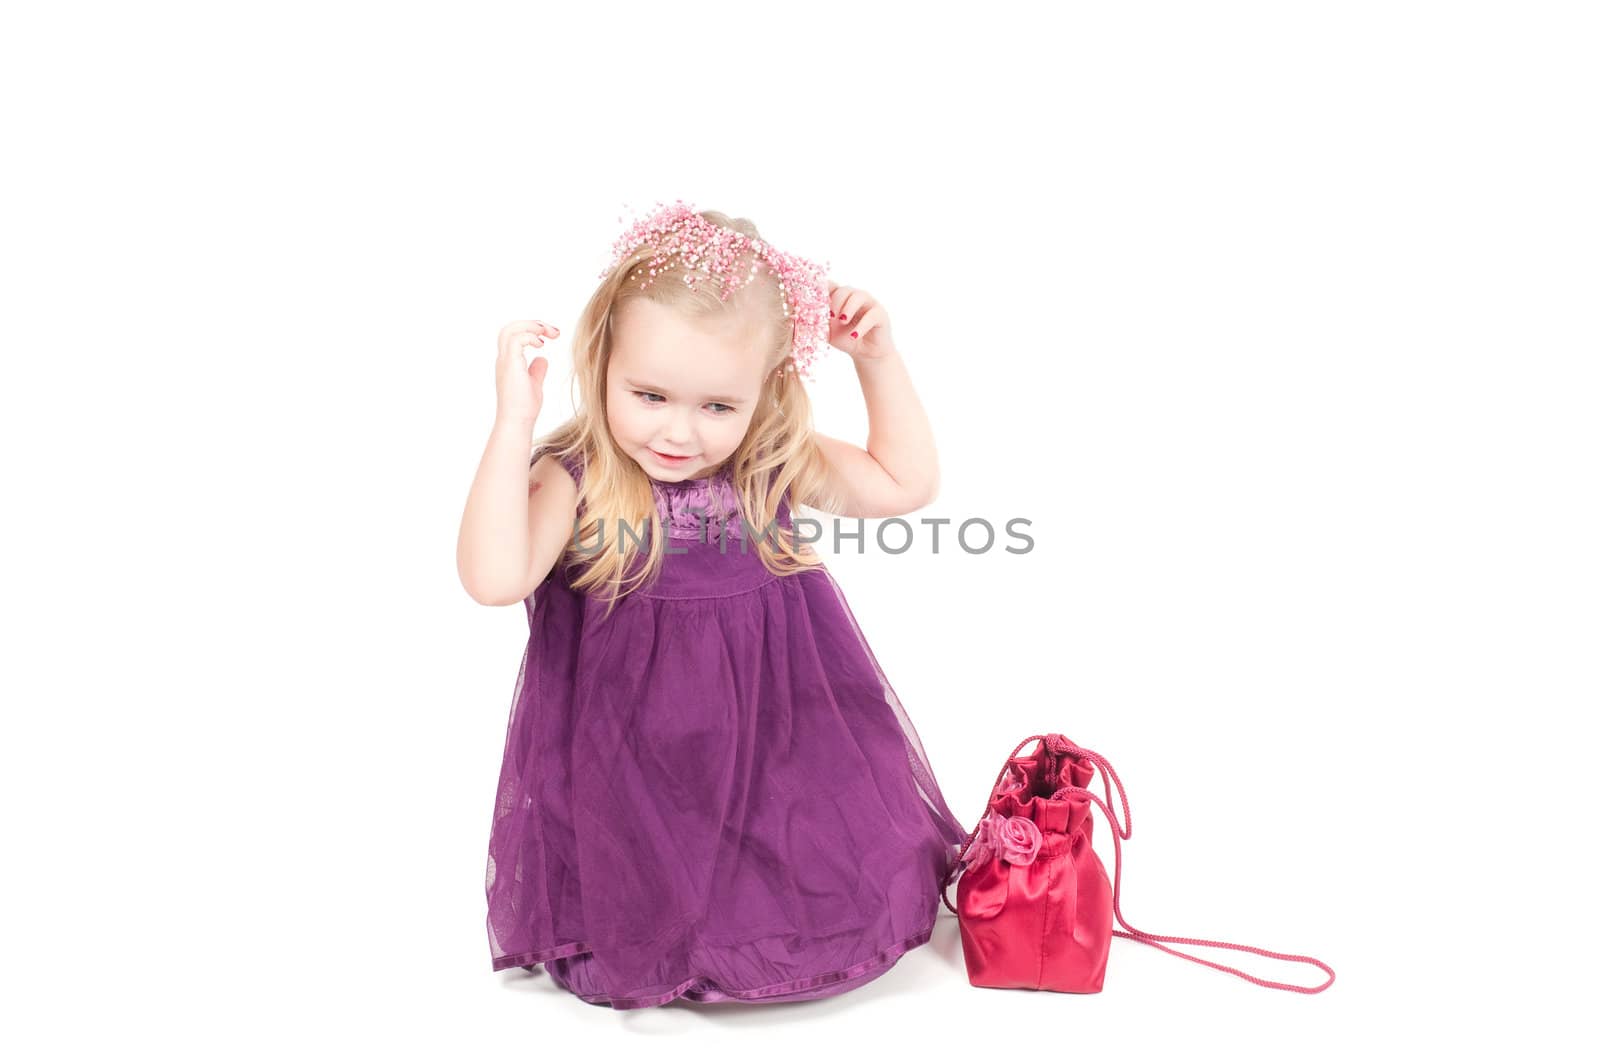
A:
[636,391,734,415]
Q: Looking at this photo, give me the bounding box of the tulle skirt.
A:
[485,542,968,1009]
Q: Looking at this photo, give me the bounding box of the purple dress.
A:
[485,447,969,1009]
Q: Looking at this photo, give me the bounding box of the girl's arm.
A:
[456,419,578,606]
[800,284,939,518]
[459,319,575,605]
[808,348,940,518]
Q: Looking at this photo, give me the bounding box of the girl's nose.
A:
[665,412,694,446]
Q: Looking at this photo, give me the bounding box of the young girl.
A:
[457,201,968,1009]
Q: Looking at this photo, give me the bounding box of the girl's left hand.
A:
[828,282,897,362]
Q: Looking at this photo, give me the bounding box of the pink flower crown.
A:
[599,198,834,381]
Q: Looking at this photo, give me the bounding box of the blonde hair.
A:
[533,209,845,618]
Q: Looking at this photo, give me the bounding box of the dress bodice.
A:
[650,469,746,545]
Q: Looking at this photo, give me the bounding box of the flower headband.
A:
[598,199,834,380]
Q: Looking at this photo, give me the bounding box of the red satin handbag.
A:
[940,733,1335,994]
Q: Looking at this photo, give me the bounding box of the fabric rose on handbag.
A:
[995,814,1042,866]
[959,811,1001,868]
[960,810,1042,868]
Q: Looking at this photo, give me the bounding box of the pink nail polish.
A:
[850,330,858,338]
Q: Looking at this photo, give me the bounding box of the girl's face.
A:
[605,298,772,482]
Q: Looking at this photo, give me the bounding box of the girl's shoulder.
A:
[531,443,585,486]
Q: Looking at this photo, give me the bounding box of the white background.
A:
[3,1,1594,1058]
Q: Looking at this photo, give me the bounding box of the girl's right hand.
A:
[495,319,560,428]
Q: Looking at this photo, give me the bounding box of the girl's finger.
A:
[829,286,854,320]
[500,320,561,341]
[499,320,542,339]
[835,293,864,328]
[847,307,882,340]
[501,326,539,343]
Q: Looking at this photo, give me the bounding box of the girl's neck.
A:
[650,458,729,487]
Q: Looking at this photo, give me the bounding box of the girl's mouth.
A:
[650,449,696,466]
